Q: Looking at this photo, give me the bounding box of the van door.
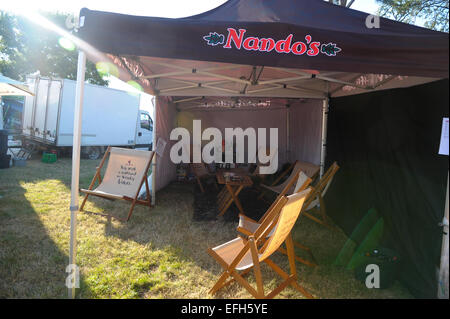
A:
[136,111,153,149]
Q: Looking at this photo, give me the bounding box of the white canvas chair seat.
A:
[211,237,259,271]
[208,189,314,299]
[240,171,310,237]
[80,147,155,221]
[261,169,309,195]
[81,189,125,200]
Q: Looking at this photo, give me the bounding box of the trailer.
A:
[22,76,153,159]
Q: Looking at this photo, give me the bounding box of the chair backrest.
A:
[258,170,311,223]
[96,147,154,198]
[304,162,339,209]
[258,189,311,261]
[317,162,339,196]
[296,161,320,179]
[292,171,311,194]
[274,161,304,190]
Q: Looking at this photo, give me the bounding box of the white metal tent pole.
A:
[286,104,290,164]
[438,172,449,299]
[151,96,157,205]
[319,98,328,177]
[68,50,86,299]
[320,83,330,177]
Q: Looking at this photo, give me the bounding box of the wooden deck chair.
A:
[208,189,314,299]
[296,161,320,181]
[191,162,218,193]
[302,162,339,228]
[80,146,154,221]
[258,160,304,200]
[237,171,317,267]
[265,160,319,189]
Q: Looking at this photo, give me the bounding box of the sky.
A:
[2,0,382,113]
[3,0,381,17]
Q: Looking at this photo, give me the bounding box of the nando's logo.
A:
[203,28,341,57]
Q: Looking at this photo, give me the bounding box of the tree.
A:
[376,0,449,32]
[0,12,25,80]
[0,11,108,85]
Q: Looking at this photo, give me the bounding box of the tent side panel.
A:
[326,79,449,298]
[155,97,177,191]
[189,108,287,168]
[288,99,323,165]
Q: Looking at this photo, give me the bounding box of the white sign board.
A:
[438,117,449,156]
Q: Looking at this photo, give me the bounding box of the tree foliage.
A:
[377,0,449,32]
[0,11,107,85]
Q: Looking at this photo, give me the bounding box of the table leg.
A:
[227,184,246,215]
[218,184,245,216]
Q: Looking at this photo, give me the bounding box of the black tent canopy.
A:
[76,0,448,101]
[79,0,448,78]
[67,0,449,298]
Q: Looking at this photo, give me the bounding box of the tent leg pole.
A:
[438,172,449,298]
[151,97,157,205]
[68,50,86,299]
[286,105,290,164]
[320,97,329,178]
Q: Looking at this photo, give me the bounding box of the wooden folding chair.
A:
[296,161,320,181]
[191,162,218,193]
[302,162,339,228]
[263,160,319,190]
[208,189,314,299]
[80,146,155,221]
[258,160,305,200]
[237,171,317,267]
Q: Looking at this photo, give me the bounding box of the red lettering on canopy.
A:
[307,42,320,56]
[243,37,260,51]
[259,38,276,52]
[224,28,246,49]
[275,34,294,53]
[291,41,307,55]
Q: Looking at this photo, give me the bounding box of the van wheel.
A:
[84,146,102,160]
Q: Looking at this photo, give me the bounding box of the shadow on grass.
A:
[85,180,413,299]
[0,158,97,298]
[0,157,413,299]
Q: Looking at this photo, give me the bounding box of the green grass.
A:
[0,158,413,299]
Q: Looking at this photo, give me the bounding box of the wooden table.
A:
[216,169,253,216]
